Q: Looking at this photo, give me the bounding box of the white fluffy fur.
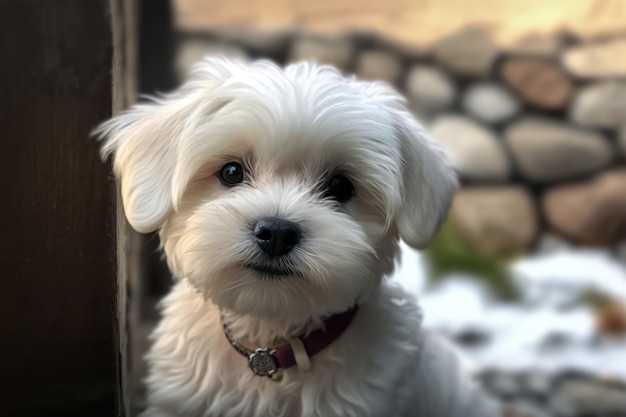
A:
[95,58,500,417]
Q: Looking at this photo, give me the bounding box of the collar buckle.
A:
[248,347,278,377]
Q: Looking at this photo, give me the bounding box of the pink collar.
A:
[222,306,359,378]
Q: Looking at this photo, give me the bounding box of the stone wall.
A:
[175,28,626,257]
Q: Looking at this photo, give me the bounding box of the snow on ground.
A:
[393,241,626,381]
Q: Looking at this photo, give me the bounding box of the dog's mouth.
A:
[244,263,301,278]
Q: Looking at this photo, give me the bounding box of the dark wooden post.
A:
[0,0,136,415]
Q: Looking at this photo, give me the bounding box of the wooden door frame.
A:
[0,0,137,415]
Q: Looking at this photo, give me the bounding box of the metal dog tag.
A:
[248,348,278,377]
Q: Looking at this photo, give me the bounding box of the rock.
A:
[355,49,403,85]
[176,39,249,81]
[500,57,573,110]
[288,36,353,70]
[507,33,567,57]
[519,370,553,400]
[449,186,538,257]
[462,82,520,124]
[405,65,455,113]
[534,233,572,254]
[504,401,551,417]
[223,31,289,56]
[504,118,612,182]
[481,371,521,400]
[563,38,626,78]
[453,327,490,348]
[619,125,626,158]
[551,379,626,416]
[552,371,590,387]
[540,332,575,350]
[570,81,626,128]
[433,28,497,77]
[349,32,429,62]
[595,302,626,338]
[430,115,510,182]
[542,169,626,246]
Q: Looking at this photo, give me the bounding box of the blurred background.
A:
[132,0,626,416]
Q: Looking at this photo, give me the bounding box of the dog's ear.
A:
[93,101,181,233]
[393,110,458,249]
[93,57,239,233]
[351,79,458,249]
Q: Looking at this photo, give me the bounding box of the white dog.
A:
[95,58,501,417]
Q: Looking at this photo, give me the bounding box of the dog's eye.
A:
[326,174,354,203]
[219,162,244,186]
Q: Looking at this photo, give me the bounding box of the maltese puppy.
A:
[95,58,500,417]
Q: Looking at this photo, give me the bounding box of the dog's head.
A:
[95,58,457,321]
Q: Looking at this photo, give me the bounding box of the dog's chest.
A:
[145,282,421,417]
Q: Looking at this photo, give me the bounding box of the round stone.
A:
[551,379,626,416]
[288,36,353,71]
[223,31,289,56]
[405,65,456,113]
[462,82,520,124]
[542,169,626,246]
[500,57,573,110]
[507,33,567,57]
[449,186,538,257]
[504,117,612,182]
[355,49,403,84]
[433,27,497,77]
[563,38,626,78]
[430,115,510,182]
[570,81,626,128]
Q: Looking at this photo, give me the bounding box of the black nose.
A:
[254,217,301,257]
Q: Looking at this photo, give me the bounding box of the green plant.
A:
[424,220,520,301]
